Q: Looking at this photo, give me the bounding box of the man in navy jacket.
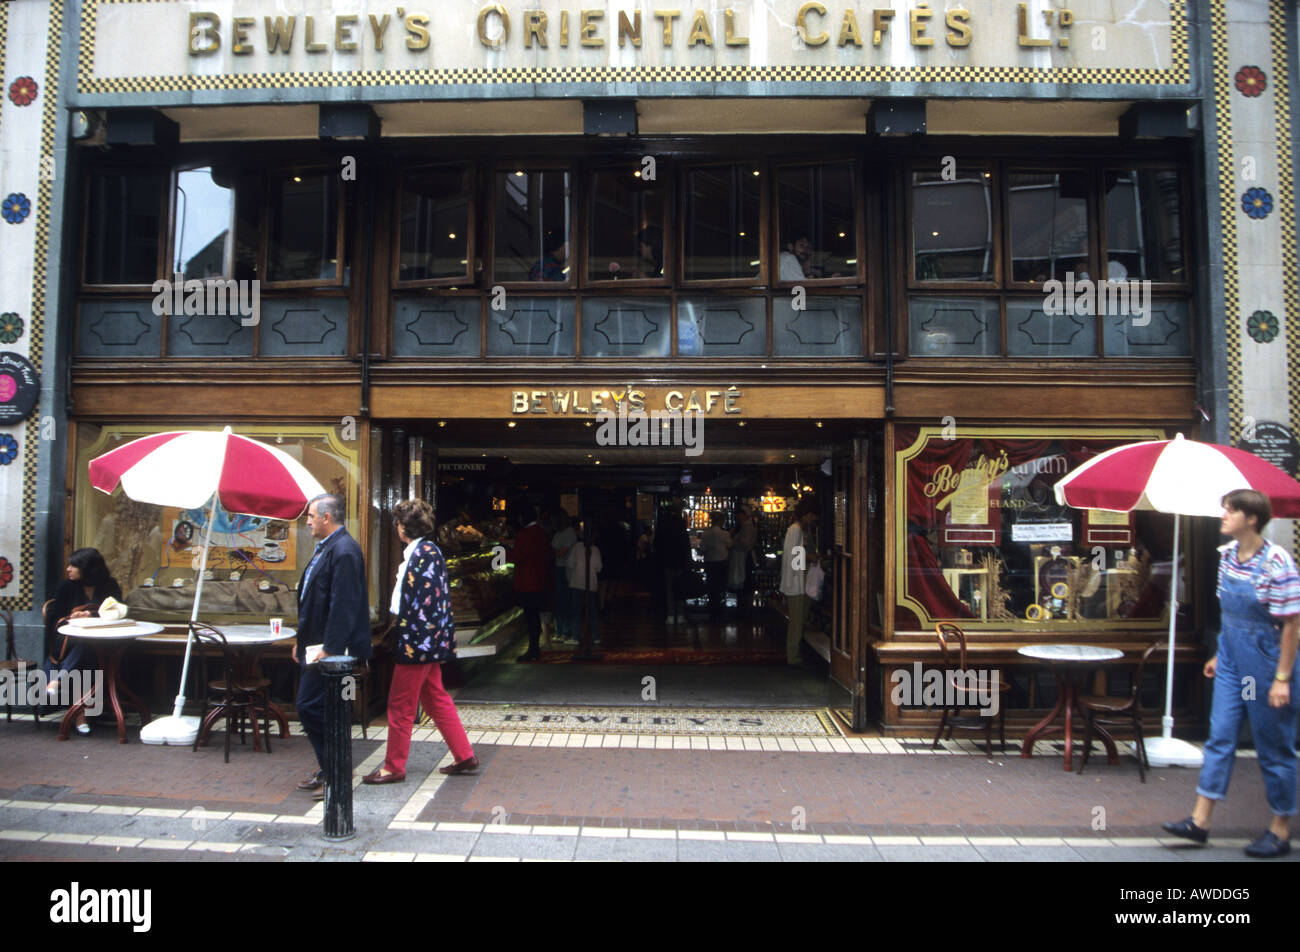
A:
[294,493,371,797]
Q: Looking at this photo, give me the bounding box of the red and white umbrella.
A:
[89,426,326,744]
[1055,433,1300,768]
[90,428,324,519]
[1054,433,1300,518]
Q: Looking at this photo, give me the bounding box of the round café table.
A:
[137,624,296,750]
[55,622,163,743]
[1017,644,1125,772]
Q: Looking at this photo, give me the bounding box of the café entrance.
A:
[380,419,876,716]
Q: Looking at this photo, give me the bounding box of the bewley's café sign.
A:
[83,1,1181,88]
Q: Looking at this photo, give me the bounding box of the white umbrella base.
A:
[140,715,201,746]
[1143,736,1205,768]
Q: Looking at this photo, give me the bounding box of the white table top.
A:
[58,621,164,641]
[1017,644,1125,663]
[137,624,296,646]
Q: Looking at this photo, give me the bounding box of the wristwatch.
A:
[1275,672,1291,683]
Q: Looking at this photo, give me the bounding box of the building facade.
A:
[0,0,1296,731]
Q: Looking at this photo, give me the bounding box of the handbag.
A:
[805,564,826,601]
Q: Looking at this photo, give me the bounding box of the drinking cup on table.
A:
[270,617,283,637]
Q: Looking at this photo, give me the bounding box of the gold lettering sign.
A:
[509,386,744,415]
[175,4,1088,58]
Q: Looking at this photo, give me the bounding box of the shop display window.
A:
[171,167,235,280]
[1007,170,1091,284]
[266,170,342,284]
[1106,169,1184,284]
[895,425,1177,631]
[911,167,995,283]
[83,169,163,287]
[72,423,372,624]
[493,169,572,284]
[683,164,761,282]
[397,165,473,284]
[587,165,669,284]
[774,162,858,284]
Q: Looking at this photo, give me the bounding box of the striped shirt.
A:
[1217,539,1300,619]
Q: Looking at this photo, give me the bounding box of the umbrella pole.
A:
[1145,513,1205,768]
[1161,514,1179,739]
[171,495,218,718]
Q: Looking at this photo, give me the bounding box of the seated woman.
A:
[43,548,122,735]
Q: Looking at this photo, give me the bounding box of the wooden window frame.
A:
[1097,162,1192,293]
[678,159,767,289]
[905,160,1001,292]
[79,165,170,293]
[771,156,865,290]
[166,164,237,283]
[487,162,576,291]
[1002,164,1094,291]
[391,162,477,290]
[260,165,348,290]
[580,160,673,291]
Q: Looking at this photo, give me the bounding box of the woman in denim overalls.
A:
[1163,489,1300,858]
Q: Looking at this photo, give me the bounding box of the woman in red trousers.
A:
[363,499,478,784]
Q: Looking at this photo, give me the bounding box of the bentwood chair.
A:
[190,623,274,763]
[932,623,1011,757]
[1078,641,1161,782]
[1,609,41,726]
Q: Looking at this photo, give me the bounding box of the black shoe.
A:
[516,650,540,663]
[1161,816,1209,845]
[1244,830,1291,858]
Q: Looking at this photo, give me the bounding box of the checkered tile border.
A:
[0,1,62,611]
[1269,1,1300,438]
[77,0,1192,95]
[1210,0,1244,440]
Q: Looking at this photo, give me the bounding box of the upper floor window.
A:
[774,161,859,285]
[911,167,995,284]
[171,166,234,280]
[683,163,761,283]
[587,163,668,285]
[396,165,473,286]
[84,169,163,287]
[493,168,571,285]
[1105,169,1184,284]
[1007,170,1090,284]
[266,169,343,285]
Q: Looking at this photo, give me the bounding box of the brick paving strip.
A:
[0,719,1288,862]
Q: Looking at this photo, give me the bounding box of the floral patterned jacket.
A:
[393,538,456,664]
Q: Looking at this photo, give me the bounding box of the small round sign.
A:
[0,352,38,425]
[1240,422,1300,479]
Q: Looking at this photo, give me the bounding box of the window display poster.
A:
[160,503,297,570]
[1011,522,1074,542]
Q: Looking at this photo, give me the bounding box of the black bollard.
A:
[320,656,356,841]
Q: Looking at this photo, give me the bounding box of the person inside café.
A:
[42,547,122,735]
[528,229,569,281]
[778,230,813,281]
[1163,489,1300,858]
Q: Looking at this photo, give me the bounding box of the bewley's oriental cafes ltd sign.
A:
[84,1,1180,84]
